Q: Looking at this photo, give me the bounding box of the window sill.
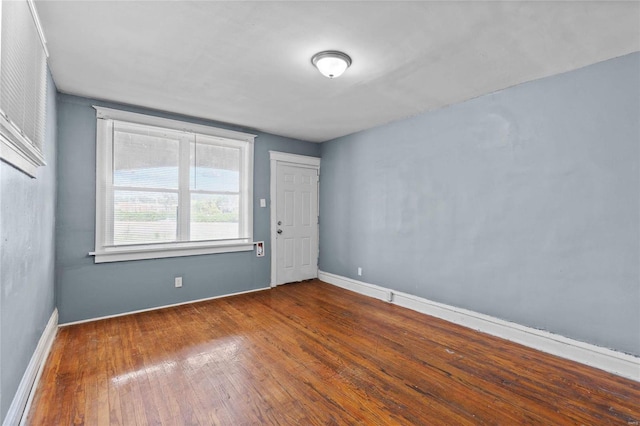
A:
[0,117,46,178]
[90,241,255,263]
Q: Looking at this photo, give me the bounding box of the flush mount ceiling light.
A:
[311,50,352,79]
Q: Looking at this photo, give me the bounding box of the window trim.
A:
[91,106,256,263]
[0,0,49,177]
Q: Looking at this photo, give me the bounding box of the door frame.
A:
[269,151,321,287]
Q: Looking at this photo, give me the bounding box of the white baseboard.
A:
[318,270,640,382]
[60,287,270,327]
[3,308,58,426]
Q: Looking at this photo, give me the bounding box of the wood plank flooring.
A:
[27,280,640,425]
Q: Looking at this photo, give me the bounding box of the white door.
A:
[275,163,319,285]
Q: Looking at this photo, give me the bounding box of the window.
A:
[92,107,255,263]
[0,0,48,177]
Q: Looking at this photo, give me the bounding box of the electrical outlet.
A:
[357,267,362,276]
[175,277,182,288]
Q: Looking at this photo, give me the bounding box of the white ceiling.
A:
[36,1,640,143]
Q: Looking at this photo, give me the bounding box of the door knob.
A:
[277,229,283,234]
[277,221,282,225]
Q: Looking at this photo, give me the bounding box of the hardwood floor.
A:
[27,280,639,425]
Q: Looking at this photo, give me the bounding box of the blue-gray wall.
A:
[319,53,640,356]
[56,95,320,324]
[0,72,57,421]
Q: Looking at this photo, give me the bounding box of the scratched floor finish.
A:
[27,280,639,425]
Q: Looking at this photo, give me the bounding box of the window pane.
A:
[114,124,180,189]
[190,141,240,192]
[114,190,178,245]
[190,194,239,241]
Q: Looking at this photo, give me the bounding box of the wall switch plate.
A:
[357,267,362,276]
[255,241,265,257]
[175,277,182,288]
[260,198,266,207]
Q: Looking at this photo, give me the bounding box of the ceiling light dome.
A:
[311,51,352,79]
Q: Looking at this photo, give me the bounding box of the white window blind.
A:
[0,0,48,177]
[93,107,255,263]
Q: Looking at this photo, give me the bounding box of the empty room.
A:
[1,1,639,424]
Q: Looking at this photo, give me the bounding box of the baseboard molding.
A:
[318,271,640,382]
[3,308,58,426]
[60,287,270,327]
